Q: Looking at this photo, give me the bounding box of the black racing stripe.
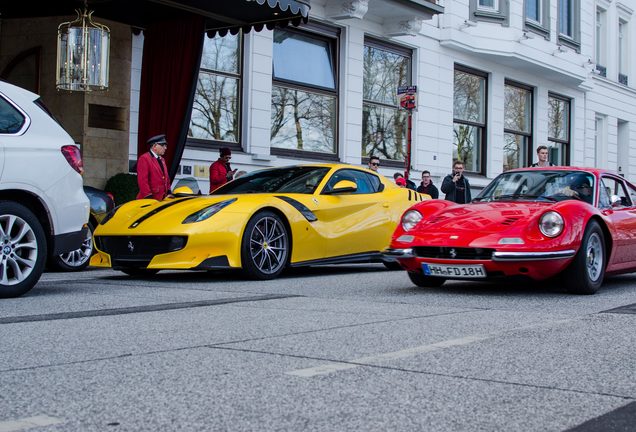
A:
[408,189,413,201]
[275,196,317,222]
[129,197,197,228]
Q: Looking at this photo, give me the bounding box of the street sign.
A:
[398,85,417,110]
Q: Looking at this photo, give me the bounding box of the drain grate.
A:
[599,303,636,315]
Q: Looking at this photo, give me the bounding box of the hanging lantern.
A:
[56,6,110,91]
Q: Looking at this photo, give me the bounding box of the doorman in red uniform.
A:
[136,134,172,200]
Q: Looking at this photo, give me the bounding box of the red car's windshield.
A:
[475,170,595,204]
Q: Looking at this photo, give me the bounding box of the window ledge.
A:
[524,21,550,40]
[557,35,581,53]
[473,9,506,22]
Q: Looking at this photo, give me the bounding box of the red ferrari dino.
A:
[384,167,636,294]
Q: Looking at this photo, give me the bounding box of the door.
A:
[599,176,636,265]
[311,168,392,258]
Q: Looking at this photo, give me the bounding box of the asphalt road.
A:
[1,265,635,431]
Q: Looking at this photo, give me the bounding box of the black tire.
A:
[120,268,160,277]
[0,202,47,298]
[50,221,95,271]
[408,271,446,288]
[383,261,402,270]
[564,220,605,295]
[241,211,289,280]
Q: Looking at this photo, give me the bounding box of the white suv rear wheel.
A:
[0,202,47,298]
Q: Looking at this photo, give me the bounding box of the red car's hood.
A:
[412,201,552,235]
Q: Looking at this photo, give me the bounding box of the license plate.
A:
[422,263,486,278]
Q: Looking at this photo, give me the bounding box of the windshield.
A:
[475,170,596,204]
[212,166,331,194]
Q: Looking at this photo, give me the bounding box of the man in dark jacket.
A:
[441,160,472,203]
[416,170,439,198]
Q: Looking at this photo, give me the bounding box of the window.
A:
[0,96,26,134]
[453,66,487,174]
[504,82,533,171]
[548,93,570,165]
[323,169,382,195]
[271,25,339,158]
[595,7,607,76]
[618,19,629,86]
[362,39,411,163]
[595,115,607,167]
[558,0,581,50]
[600,176,631,208]
[470,0,509,25]
[525,0,549,36]
[478,0,499,11]
[189,33,242,147]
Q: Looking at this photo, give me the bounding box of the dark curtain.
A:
[137,14,205,180]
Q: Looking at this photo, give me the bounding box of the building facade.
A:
[127,0,634,193]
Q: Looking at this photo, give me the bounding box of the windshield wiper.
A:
[493,194,556,202]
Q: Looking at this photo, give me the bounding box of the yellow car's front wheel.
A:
[241,211,289,280]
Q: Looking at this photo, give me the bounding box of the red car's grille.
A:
[413,247,494,260]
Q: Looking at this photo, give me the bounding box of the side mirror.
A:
[173,186,194,196]
[328,180,357,194]
[610,194,622,207]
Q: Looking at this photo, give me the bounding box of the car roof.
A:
[508,166,619,178]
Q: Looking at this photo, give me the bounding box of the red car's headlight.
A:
[539,211,564,237]
[401,210,422,231]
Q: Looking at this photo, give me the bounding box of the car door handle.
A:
[382,202,390,208]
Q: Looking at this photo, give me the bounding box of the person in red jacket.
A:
[136,134,172,200]
[209,147,236,193]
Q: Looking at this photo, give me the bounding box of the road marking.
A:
[0,294,301,324]
[287,335,488,377]
[0,415,64,432]
[287,318,576,378]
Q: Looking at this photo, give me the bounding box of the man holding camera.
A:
[441,160,472,204]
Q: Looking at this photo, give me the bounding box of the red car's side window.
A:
[601,176,632,208]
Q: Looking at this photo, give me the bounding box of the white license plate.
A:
[422,263,486,278]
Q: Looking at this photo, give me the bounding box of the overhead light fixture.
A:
[56,1,110,91]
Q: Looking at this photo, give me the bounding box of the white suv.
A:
[0,81,89,297]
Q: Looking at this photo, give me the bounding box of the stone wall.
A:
[0,16,132,188]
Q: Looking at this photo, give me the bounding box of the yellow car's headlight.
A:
[402,210,422,231]
[183,198,237,224]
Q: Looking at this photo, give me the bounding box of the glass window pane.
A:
[271,86,336,153]
[505,85,531,133]
[549,142,565,165]
[362,103,408,161]
[273,30,335,89]
[0,97,25,134]
[548,97,569,141]
[503,133,529,171]
[526,0,540,22]
[363,45,410,105]
[189,73,239,142]
[454,71,485,124]
[453,123,482,172]
[559,0,572,36]
[200,33,240,74]
[479,0,496,8]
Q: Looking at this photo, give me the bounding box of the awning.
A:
[0,0,310,33]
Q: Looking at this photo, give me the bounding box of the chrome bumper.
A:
[491,250,576,261]
[383,248,415,259]
[384,248,576,261]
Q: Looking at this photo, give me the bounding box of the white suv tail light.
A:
[61,145,84,174]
